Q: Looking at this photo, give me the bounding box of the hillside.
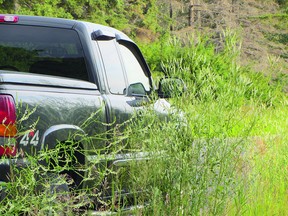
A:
[1,0,287,77]
[162,0,288,76]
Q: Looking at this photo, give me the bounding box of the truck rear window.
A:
[0,25,89,81]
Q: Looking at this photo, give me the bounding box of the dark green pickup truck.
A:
[0,15,183,205]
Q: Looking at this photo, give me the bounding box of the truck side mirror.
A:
[126,82,146,97]
[158,78,186,98]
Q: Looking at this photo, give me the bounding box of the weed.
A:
[1,29,287,215]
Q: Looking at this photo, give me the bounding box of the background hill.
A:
[1,0,287,76]
[168,0,288,76]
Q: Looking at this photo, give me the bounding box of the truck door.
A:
[96,38,152,126]
[94,35,153,199]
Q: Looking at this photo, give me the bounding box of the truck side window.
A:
[0,25,89,81]
[97,40,126,95]
[118,44,150,93]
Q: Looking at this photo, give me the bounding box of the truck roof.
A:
[3,14,131,41]
[15,15,77,28]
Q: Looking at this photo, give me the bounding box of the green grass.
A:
[133,31,288,215]
[245,135,288,215]
[1,30,288,215]
[227,120,288,215]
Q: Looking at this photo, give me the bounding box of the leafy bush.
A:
[0,0,167,32]
[141,31,285,106]
[277,0,288,6]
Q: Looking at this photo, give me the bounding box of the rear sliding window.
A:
[0,25,89,81]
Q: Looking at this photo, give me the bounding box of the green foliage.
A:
[245,115,288,215]
[15,0,73,18]
[141,31,285,107]
[275,0,288,12]
[0,0,167,32]
[0,32,287,214]
[121,100,254,215]
[130,30,288,215]
[277,0,288,5]
[0,120,136,214]
[0,0,15,13]
[141,0,160,32]
[0,145,88,214]
[0,2,287,214]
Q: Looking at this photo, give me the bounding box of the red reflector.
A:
[0,95,17,137]
[0,125,17,137]
[0,15,19,23]
[0,145,16,157]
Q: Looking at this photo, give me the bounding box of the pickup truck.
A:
[0,14,183,207]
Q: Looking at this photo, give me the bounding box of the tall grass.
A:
[233,107,288,215]
[130,30,288,215]
[0,30,287,215]
[123,110,249,215]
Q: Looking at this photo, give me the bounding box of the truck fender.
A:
[39,124,88,189]
[40,124,87,150]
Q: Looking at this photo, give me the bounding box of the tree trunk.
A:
[170,1,173,31]
[13,0,19,11]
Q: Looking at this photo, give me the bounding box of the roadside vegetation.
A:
[136,32,288,215]
[0,0,287,215]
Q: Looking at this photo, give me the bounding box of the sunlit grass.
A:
[136,31,288,215]
[227,114,288,215]
[1,30,287,215]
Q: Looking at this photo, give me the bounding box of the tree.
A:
[0,0,169,33]
[0,0,18,13]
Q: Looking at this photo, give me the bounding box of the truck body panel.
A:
[0,14,172,203]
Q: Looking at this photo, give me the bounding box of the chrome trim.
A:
[0,158,28,166]
[86,152,151,164]
[89,204,146,215]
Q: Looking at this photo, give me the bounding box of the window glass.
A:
[0,25,88,81]
[119,44,150,92]
[98,40,126,94]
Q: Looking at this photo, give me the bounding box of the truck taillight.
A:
[0,15,19,23]
[0,145,16,157]
[0,95,17,137]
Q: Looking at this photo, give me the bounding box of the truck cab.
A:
[0,14,182,208]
